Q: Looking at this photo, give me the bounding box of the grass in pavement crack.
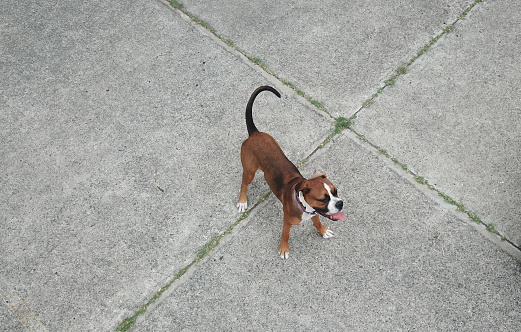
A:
[115,208,252,332]
[371,144,512,243]
[349,0,504,242]
[167,1,333,117]
[349,123,509,242]
[316,117,352,149]
[115,114,353,331]
[359,0,484,110]
[169,0,235,47]
[115,262,193,331]
[249,56,332,116]
[117,5,357,329]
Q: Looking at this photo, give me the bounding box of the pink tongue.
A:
[329,211,346,221]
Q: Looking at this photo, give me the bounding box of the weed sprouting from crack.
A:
[357,134,368,143]
[371,143,511,241]
[257,191,273,203]
[296,157,309,168]
[486,224,500,235]
[317,117,352,149]
[169,1,234,48]
[334,117,352,134]
[359,0,483,111]
[281,79,305,97]
[308,99,325,112]
[116,205,253,331]
[378,148,390,158]
[222,38,235,47]
[438,192,466,212]
[249,57,277,76]
[118,1,501,330]
[467,211,482,224]
[459,0,484,19]
[393,158,408,171]
[169,0,183,9]
[414,175,429,185]
[169,1,335,118]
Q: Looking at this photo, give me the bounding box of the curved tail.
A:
[246,86,281,136]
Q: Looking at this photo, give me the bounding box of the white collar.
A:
[296,190,317,220]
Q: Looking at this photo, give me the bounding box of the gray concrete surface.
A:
[1,0,520,331]
[353,0,521,248]
[177,0,474,117]
[137,133,521,331]
[1,0,329,330]
[178,0,521,247]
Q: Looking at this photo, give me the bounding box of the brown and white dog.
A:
[237,86,345,259]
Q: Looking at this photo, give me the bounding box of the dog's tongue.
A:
[328,211,346,221]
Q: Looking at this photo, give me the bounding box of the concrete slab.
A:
[0,0,331,329]
[3,0,521,330]
[176,0,473,117]
[136,133,521,331]
[353,0,521,247]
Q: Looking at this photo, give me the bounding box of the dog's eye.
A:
[332,189,338,196]
[320,197,329,203]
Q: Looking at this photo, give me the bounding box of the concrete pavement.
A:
[1,0,520,331]
[353,0,521,248]
[138,132,521,331]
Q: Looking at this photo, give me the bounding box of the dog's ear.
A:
[310,170,326,179]
[299,181,311,194]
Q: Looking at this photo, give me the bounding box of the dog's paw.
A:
[237,202,247,213]
[278,243,289,259]
[278,251,289,259]
[322,229,334,239]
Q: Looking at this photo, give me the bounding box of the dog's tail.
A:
[246,86,281,136]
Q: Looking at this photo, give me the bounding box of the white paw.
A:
[279,252,289,259]
[237,202,247,213]
[322,229,334,239]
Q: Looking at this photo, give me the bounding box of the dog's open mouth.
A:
[319,211,346,221]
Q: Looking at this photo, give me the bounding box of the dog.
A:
[237,86,345,259]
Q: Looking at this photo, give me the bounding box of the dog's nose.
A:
[335,200,343,210]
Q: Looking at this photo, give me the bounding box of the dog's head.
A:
[298,170,345,221]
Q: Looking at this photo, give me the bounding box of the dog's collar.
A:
[293,189,317,216]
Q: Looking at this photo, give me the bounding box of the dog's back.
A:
[241,86,301,200]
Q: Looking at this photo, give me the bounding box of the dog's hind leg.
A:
[237,169,255,212]
[237,146,258,212]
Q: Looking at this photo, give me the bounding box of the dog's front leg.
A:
[312,215,334,239]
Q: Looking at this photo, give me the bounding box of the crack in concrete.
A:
[115,0,519,330]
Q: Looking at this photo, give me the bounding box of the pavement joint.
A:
[354,0,486,114]
[164,0,337,118]
[161,0,518,251]
[349,127,521,256]
[119,0,517,329]
[339,0,521,251]
[114,119,346,330]
[5,0,521,331]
